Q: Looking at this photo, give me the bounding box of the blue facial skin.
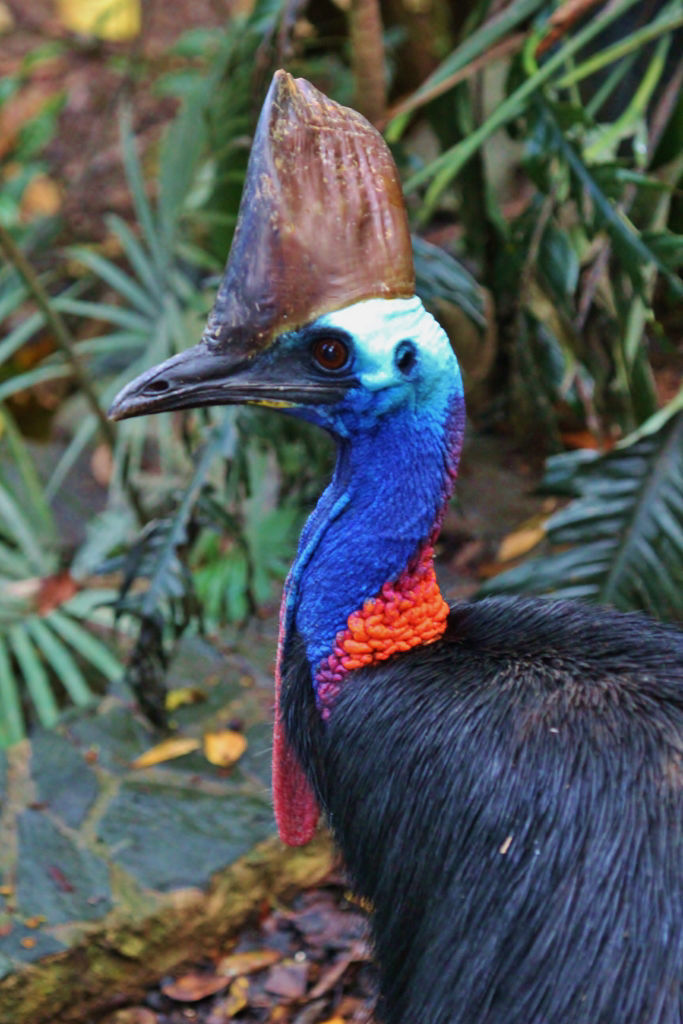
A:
[278,296,465,670]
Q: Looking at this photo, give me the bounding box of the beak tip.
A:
[108,379,139,421]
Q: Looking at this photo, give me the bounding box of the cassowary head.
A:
[109,71,463,443]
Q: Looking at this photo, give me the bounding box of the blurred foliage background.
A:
[0,0,681,745]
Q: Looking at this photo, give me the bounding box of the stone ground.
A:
[0,622,335,1023]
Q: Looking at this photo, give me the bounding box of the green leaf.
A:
[405,0,644,212]
[386,0,547,139]
[47,612,122,682]
[543,106,683,300]
[8,624,59,727]
[0,309,45,365]
[26,618,94,707]
[538,222,579,300]
[0,277,28,323]
[0,637,25,745]
[67,247,160,317]
[555,4,683,89]
[140,409,237,618]
[120,108,167,275]
[0,482,50,572]
[412,237,486,327]
[53,296,152,332]
[479,412,683,620]
[0,407,54,536]
[157,36,234,242]
[105,213,162,297]
[0,363,72,403]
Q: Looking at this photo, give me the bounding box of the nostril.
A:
[145,378,170,393]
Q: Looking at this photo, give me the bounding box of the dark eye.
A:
[395,340,417,375]
[312,337,349,372]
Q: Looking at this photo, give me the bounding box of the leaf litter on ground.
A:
[101,872,377,1024]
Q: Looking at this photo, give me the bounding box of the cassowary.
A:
[110,72,683,1024]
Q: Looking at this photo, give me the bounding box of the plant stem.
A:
[386,0,546,141]
[384,33,525,126]
[0,224,146,524]
[349,0,386,125]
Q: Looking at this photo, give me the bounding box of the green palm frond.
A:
[108,409,238,724]
[479,403,683,621]
[0,408,123,746]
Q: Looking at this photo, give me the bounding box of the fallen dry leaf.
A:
[266,1009,290,1024]
[165,686,206,712]
[210,976,250,1018]
[560,429,615,452]
[286,901,368,952]
[0,1,14,33]
[91,443,114,487]
[335,995,369,1018]
[56,0,141,40]
[204,729,247,768]
[217,948,282,978]
[131,737,200,769]
[20,174,61,220]
[308,941,371,1000]
[161,971,230,1003]
[496,519,546,564]
[36,572,80,615]
[228,975,250,1009]
[101,1009,158,1024]
[23,915,46,929]
[264,960,309,1000]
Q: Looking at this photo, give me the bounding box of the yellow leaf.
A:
[165,687,206,712]
[161,971,229,1003]
[131,737,200,769]
[20,175,61,220]
[56,0,141,40]
[224,976,250,1015]
[103,1009,157,1024]
[0,2,15,35]
[203,730,247,768]
[496,519,546,563]
[217,949,281,978]
[24,915,46,928]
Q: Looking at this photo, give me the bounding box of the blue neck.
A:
[287,399,464,669]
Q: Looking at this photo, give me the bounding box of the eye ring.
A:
[312,336,350,372]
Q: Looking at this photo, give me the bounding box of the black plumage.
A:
[107,70,683,1024]
[282,597,683,1024]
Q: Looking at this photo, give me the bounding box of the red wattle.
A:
[273,588,319,846]
[273,713,319,845]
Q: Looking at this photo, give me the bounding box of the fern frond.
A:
[479,407,683,621]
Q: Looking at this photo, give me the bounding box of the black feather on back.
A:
[281,597,683,1024]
